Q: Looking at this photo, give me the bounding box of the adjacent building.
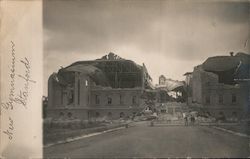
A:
[47,53,153,121]
[186,52,250,119]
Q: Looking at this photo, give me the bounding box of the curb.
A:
[212,126,250,139]
[44,125,127,148]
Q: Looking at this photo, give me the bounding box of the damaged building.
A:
[47,53,153,121]
[187,52,250,119]
[155,75,186,103]
[154,75,187,115]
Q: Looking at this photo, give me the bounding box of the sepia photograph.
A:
[42,0,250,158]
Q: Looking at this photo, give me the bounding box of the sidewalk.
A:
[44,122,130,147]
[151,120,245,127]
[212,124,250,138]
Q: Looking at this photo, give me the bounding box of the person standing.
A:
[190,115,195,126]
[184,116,188,126]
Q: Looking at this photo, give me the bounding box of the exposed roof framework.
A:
[52,53,153,89]
[202,52,250,85]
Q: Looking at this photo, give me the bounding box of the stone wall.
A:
[190,66,245,119]
[90,88,143,107]
[47,72,146,120]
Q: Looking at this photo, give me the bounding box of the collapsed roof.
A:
[202,52,250,85]
[156,78,185,92]
[51,52,153,89]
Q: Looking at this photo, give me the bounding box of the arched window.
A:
[219,94,223,104]
[96,112,100,118]
[120,112,125,118]
[205,95,210,104]
[67,112,72,118]
[95,95,100,104]
[107,97,112,105]
[119,94,123,105]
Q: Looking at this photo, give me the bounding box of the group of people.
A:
[184,114,196,126]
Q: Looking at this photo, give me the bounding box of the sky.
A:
[43,0,250,96]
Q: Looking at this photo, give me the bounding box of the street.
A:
[44,121,250,158]
[44,122,249,158]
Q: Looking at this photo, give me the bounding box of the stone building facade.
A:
[189,52,250,119]
[47,53,153,121]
